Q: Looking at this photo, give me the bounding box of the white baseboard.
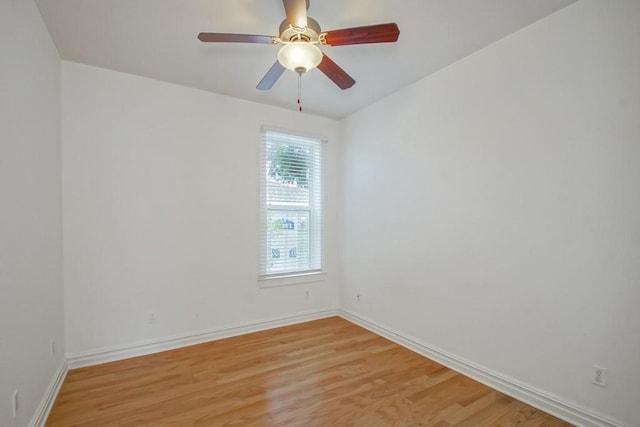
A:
[338,309,624,427]
[53,308,625,427]
[67,308,338,369]
[29,359,68,427]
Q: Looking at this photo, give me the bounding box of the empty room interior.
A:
[1,0,639,425]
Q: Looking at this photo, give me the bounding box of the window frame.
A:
[258,126,326,287]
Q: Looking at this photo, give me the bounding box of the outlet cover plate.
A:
[592,365,607,387]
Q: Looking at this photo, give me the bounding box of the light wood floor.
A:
[48,317,572,426]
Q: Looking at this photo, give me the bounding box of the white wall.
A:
[62,62,341,355]
[0,0,65,426]
[341,1,640,425]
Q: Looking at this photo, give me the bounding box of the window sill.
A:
[258,271,327,288]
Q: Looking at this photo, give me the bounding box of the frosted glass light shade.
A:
[277,42,322,73]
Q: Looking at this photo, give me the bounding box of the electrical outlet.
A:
[356,293,361,302]
[592,365,607,387]
[305,290,310,299]
[50,339,55,358]
[12,389,18,418]
[148,312,157,324]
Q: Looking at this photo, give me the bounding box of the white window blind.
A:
[260,129,324,278]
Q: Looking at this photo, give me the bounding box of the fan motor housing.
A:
[279,17,322,43]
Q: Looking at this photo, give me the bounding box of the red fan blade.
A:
[322,23,400,46]
[317,54,355,90]
[256,62,286,91]
[198,33,276,44]
[283,0,308,28]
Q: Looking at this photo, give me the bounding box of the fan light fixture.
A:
[197,0,401,110]
[277,41,322,73]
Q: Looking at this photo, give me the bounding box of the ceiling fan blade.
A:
[322,23,400,46]
[256,62,286,91]
[198,33,276,44]
[317,54,355,90]
[282,0,308,28]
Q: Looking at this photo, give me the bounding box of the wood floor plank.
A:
[47,317,572,426]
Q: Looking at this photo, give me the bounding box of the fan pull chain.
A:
[297,72,303,112]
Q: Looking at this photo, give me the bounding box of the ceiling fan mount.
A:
[197,0,400,91]
[278,17,322,43]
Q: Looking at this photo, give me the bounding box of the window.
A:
[260,129,324,281]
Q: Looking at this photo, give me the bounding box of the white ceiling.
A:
[35,0,576,119]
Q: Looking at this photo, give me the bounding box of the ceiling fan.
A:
[197,0,400,92]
